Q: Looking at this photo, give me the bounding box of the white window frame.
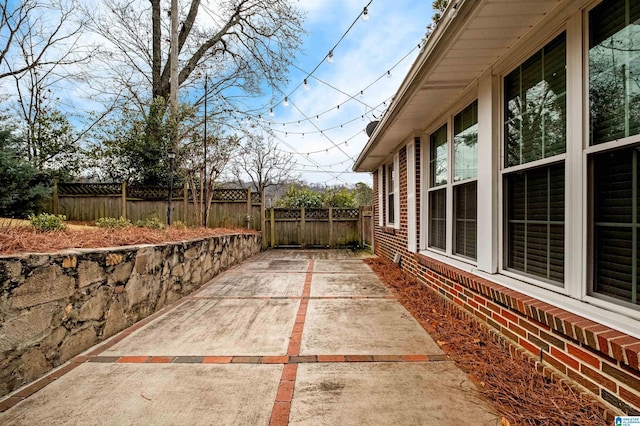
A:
[407,140,417,252]
[420,94,479,264]
[498,28,570,293]
[417,4,640,332]
[386,153,400,229]
[378,165,384,227]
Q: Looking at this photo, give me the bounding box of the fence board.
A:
[47,182,261,231]
[265,207,366,249]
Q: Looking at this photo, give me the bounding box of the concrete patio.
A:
[0,250,500,425]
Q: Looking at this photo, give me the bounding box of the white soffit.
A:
[354,0,562,172]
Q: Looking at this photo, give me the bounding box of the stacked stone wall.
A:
[0,233,261,396]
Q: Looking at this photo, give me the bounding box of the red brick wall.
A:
[372,144,640,416]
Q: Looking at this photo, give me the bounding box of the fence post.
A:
[52,178,59,215]
[358,207,363,248]
[329,207,334,248]
[270,208,275,248]
[121,181,127,219]
[183,184,189,224]
[246,187,252,229]
[300,207,305,248]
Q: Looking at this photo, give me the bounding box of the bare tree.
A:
[0,0,92,81]
[85,0,305,116]
[182,128,239,225]
[233,132,296,205]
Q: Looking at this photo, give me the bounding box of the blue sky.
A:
[256,0,434,186]
[0,0,434,186]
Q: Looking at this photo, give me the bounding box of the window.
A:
[386,154,399,227]
[589,0,640,308]
[429,124,448,250]
[453,101,478,259]
[387,162,395,225]
[378,166,384,227]
[503,33,566,285]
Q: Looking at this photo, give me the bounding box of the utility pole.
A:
[203,75,208,227]
[167,0,179,226]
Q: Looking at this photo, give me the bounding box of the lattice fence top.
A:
[56,183,260,203]
[274,209,302,219]
[211,188,247,201]
[129,186,185,200]
[58,183,122,196]
[333,208,359,219]
[305,209,329,219]
[251,191,261,204]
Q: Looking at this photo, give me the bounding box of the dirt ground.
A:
[365,257,610,426]
[0,218,257,255]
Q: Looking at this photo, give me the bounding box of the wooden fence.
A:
[48,182,262,230]
[264,207,369,249]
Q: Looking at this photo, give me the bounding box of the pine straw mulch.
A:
[365,257,610,426]
[0,224,258,255]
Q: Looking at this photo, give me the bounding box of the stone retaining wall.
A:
[0,233,261,397]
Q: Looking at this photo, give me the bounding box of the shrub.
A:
[96,216,132,229]
[135,217,165,229]
[28,213,66,232]
[171,220,187,229]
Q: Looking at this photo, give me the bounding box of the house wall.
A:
[371,1,640,414]
[374,161,640,416]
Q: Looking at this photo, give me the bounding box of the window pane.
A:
[589,0,640,145]
[504,33,566,167]
[430,124,448,187]
[593,147,639,306]
[454,101,478,181]
[429,189,446,250]
[454,181,477,259]
[387,163,395,224]
[505,163,565,284]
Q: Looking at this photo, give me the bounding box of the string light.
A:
[361,6,369,21]
[387,70,392,78]
[303,79,309,90]
[283,97,289,107]
[269,108,274,117]
[327,50,334,63]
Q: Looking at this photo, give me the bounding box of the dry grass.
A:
[365,257,609,426]
[0,220,257,255]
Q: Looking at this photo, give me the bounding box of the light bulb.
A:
[283,97,289,107]
[304,79,309,90]
[361,6,369,21]
[327,50,334,64]
[269,108,274,117]
[316,115,320,121]
[297,120,301,126]
[387,70,392,78]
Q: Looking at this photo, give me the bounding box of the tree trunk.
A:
[151,0,162,99]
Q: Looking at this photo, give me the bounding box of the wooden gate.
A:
[264,207,363,248]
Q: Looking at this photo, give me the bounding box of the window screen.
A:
[506,163,565,284]
[593,147,639,306]
[589,0,640,145]
[504,33,566,167]
[454,181,477,259]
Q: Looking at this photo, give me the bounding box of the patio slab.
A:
[0,363,281,426]
[198,272,305,297]
[310,273,390,297]
[101,298,298,356]
[313,259,373,273]
[289,362,499,425]
[301,299,443,355]
[237,258,309,272]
